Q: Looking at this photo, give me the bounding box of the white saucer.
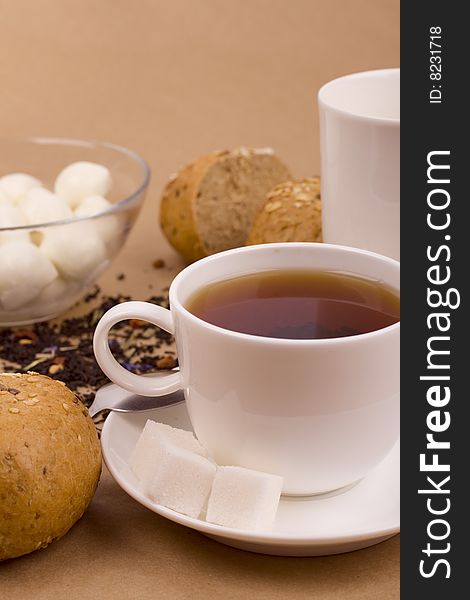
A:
[101,402,399,557]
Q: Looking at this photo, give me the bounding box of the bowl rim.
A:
[0,136,151,231]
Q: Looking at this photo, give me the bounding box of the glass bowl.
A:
[0,137,150,326]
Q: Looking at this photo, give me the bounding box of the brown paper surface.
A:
[0,1,399,597]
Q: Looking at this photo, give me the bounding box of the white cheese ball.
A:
[41,222,107,281]
[54,162,112,209]
[18,188,73,226]
[74,194,111,216]
[0,204,30,245]
[0,203,26,227]
[37,277,78,306]
[0,173,42,202]
[74,195,121,248]
[37,276,68,303]
[0,187,12,205]
[0,241,58,309]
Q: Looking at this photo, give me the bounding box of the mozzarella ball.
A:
[74,194,111,216]
[74,195,121,248]
[0,203,26,227]
[0,241,58,309]
[1,283,41,311]
[37,277,76,305]
[0,187,12,204]
[18,188,73,226]
[0,173,42,202]
[41,222,107,281]
[54,162,112,209]
[0,204,30,245]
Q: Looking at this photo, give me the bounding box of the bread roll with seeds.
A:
[0,373,101,560]
[160,148,291,262]
[246,177,322,245]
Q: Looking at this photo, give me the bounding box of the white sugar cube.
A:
[0,203,29,245]
[0,173,42,202]
[0,241,58,309]
[130,420,208,484]
[206,466,283,531]
[41,222,107,280]
[54,162,112,209]
[18,187,72,225]
[130,420,214,518]
[74,195,121,247]
[147,446,216,518]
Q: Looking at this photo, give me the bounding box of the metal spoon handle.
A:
[89,382,184,417]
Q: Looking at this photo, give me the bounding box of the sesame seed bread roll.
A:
[159,147,291,262]
[246,177,322,245]
[0,373,101,561]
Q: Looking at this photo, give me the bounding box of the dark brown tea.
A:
[186,270,399,339]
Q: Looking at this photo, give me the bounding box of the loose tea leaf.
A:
[0,287,176,406]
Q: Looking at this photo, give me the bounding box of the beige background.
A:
[0,1,400,598]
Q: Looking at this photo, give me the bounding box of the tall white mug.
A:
[93,243,400,495]
[318,68,400,260]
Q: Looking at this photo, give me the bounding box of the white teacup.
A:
[318,68,400,260]
[93,243,400,495]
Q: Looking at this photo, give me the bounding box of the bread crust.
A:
[246,177,322,245]
[0,373,101,560]
[160,152,222,263]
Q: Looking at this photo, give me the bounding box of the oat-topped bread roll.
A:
[160,147,291,262]
[0,373,101,560]
[246,177,322,245]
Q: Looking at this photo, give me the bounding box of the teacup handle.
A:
[93,301,182,397]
